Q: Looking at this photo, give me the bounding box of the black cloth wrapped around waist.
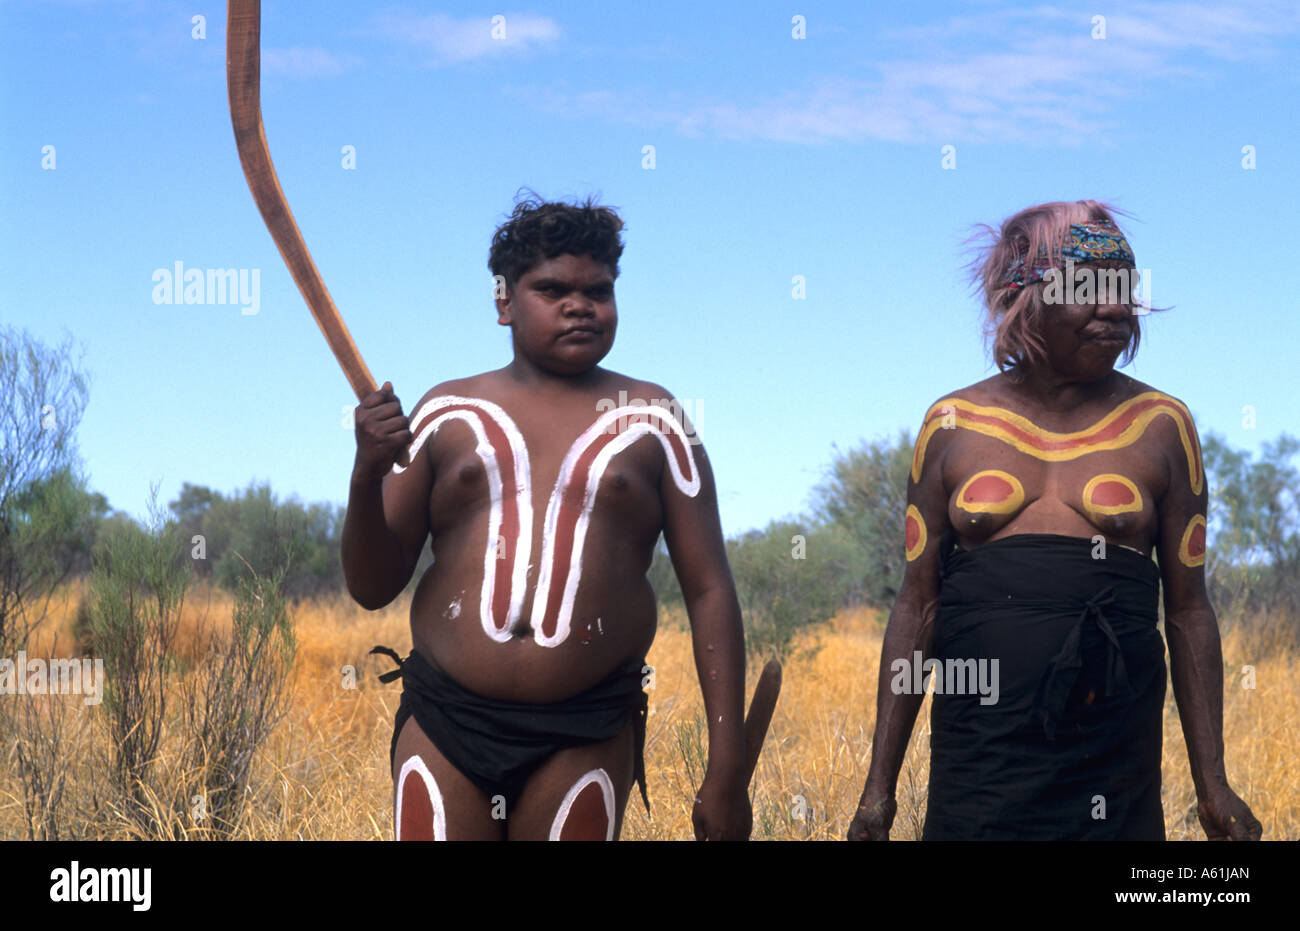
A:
[923,532,1167,840]
[374,646,649,813]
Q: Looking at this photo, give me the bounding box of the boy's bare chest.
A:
[431,427,663,521]
[413,394,697,531]
[406,393,702,647]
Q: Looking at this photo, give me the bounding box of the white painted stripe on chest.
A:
[393,399,699,648]
[531,405,700,647]
[394,396,533,641]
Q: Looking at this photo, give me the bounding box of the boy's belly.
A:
[408,559,658,702]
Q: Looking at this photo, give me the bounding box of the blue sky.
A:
[3,0,1298,536]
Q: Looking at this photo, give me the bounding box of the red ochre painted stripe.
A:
[557,782,609,841]
[914,394,1202,490]
[540,409,698,640]
[963,473,1016,504]
[541,432,605,639]
[939,396,1170,452]
[631,411,695,477]
[409,404,521,632]
[1187,521,1206,557]
[399,772,434,841]
[1090,480,1136,507]
[905,513,921,551]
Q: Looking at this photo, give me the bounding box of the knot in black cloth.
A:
[1032,584,1133,741]
[923,531,1168,840]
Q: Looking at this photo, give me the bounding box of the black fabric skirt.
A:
[374,646,649,812]
[921,532,1167,840]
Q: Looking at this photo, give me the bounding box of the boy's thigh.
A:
[506,717,638,841]
[392,715,504,841]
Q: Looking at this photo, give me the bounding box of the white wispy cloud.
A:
[368,10,562,64]
[261,46,359,78]
[515,0,1299,146]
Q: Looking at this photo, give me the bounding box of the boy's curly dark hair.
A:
[488,188,625,293]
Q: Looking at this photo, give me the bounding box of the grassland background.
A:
[2,578,1295,841]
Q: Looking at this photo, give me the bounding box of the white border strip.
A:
[532,406,700,647]
[395,754,446,841]
[548,768,615,841]
[395,396,532,641]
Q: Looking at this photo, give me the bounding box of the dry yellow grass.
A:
[2,581,1296,840]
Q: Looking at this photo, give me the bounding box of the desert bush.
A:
[177,562,296,838]
[729,520,859,659]
[83,493,187,826]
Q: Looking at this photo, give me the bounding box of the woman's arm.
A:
[848,405,950,840]
[1156,406,1262,840]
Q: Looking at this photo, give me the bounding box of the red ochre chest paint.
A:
[395,397,701,647]
[956,470,1025,516]
[904,504,927,562]
[911,392,1203,496]
[1082,473,1143,517]
[1179,514,1207,567]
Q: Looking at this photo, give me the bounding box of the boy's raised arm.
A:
[341,381,431,610]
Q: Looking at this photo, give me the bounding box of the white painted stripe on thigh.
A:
[548,767,615,841]
[396,754,446,841]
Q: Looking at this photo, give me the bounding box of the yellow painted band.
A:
[911,392,1202,496]
[1082,473,1143,517]
[904,504,927,562]
[955,469,1025,515]
[1178,514,1207,568]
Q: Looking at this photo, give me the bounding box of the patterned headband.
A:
[1002,218,1135,290]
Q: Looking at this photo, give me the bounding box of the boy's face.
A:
[497,253,617,376]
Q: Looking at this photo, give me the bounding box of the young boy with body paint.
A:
[341,193,751,841]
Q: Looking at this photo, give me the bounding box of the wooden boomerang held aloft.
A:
[227,0,377,402]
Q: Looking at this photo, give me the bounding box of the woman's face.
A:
[1036,259,1136,381]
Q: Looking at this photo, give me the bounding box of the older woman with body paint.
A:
[848,200,1261,841]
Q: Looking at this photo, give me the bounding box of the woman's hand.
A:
[847,789,897,841]
[1197,783,1263,840]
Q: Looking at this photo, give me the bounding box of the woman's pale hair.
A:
[964,200,1165,378]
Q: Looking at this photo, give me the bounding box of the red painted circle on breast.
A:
[1091,480,1136,508]
[1187,521,1206,557]
[963,474,1014,504]
[905,514,921,551]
